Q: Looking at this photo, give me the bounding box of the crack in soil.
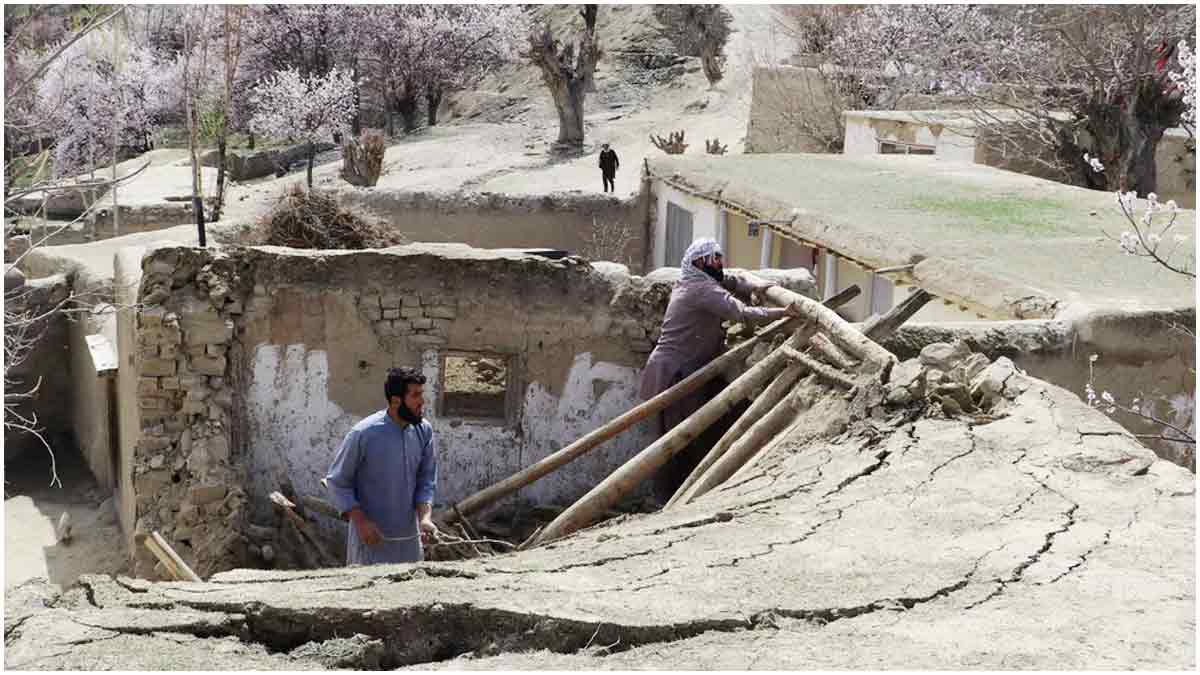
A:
[485,532,701,575]
[965,502,1079,610]
[1042,529,1113,585]
[907,432,977,508]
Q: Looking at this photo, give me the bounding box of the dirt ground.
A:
[3,444,129,591]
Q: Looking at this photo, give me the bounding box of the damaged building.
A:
[5,141,1195,673]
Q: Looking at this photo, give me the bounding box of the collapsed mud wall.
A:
[333,189,647,272]
[116,244,713,577]
[881,309,1197,469]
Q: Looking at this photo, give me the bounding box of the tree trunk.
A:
[248,131,255,150]
[552,80,586,146]
[305,141,315,189]
[426,86,443,127]
[212,137,227,222]
[351,60,362,136]
[397,96,419,133]
[386,110,395,138]
[700,46,723,86]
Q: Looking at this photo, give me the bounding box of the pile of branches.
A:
[252,185,406,250]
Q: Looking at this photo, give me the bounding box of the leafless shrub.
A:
[650,130,688,154]
[580,217,636,267]
[705,138,727,155]
[250,184,407,250]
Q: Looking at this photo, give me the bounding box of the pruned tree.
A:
[340,129,386,187]
[527,4,601,149]
[650,130,688,154]
[653,4,733,87]
[705,138,728,155]
[249,67,358,188]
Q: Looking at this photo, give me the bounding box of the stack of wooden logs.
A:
[437,284,933,547]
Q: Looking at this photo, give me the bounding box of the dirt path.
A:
[3,446,129,591]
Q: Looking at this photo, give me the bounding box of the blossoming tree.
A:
[248,67,357,188]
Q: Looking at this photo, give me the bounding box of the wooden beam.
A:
[860,289,933,340]
[679,384,805,505]
[778,346,857,390]
[437,284,862,525]
[270,491,340,568]
[761,286,895,377]
[145,531,202,582]
[531,328,811,546]
[667,359,806,508]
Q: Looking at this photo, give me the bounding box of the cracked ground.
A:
[4,379,1194,670]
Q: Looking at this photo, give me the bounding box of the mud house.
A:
[87,242,813,577]
[842,110,1196,209]
[643,153,1195,464]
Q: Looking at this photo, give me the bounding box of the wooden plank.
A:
[145,531,202,582]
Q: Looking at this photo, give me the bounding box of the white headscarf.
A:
[680,237,722,284]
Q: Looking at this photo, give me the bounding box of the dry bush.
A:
[705,138,728,155]
[251,185,406,250]
[580,217,637,266]
[340,129,387,187]
[650,130,688,154]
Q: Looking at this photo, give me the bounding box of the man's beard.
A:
[397,403,423,425]
[702,264,724,283]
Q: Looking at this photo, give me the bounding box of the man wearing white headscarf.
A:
[638,238,800,501]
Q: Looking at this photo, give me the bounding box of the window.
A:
[747,220,760,237]
[878,140,936,155]
[439,353,512,422]
[665,202,694,264]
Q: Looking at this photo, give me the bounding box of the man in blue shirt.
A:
[325,367,439,565]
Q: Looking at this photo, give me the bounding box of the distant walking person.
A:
[599,143,620,193]
[326,367,439,565]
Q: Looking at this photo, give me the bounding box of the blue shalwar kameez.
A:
[325,410,438,565]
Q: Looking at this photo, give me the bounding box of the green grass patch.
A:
[907,193,1071,235]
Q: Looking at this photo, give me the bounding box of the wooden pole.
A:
[680,385,806,505]
[531,329,811,545]
[778,346,857,389]
[809,333,858,371]
[761,285,895,377]
[860,289,933,340]
[145,531,202,582]
[437,285,862,525]
[679,288,935,504]
[665,359,806,508]
[270,491,339,568]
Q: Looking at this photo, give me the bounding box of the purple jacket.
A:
[638,273,786,401]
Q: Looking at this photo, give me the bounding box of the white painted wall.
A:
[652,181,722,268]
[843,113,976,163]
[244,343,656,535]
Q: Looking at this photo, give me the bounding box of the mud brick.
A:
[401,306,423,319]
[382,308,400,320]
[426,305,457,319]
[411,318,433,330]
[142,358,176,377]
[137,377,159,396]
